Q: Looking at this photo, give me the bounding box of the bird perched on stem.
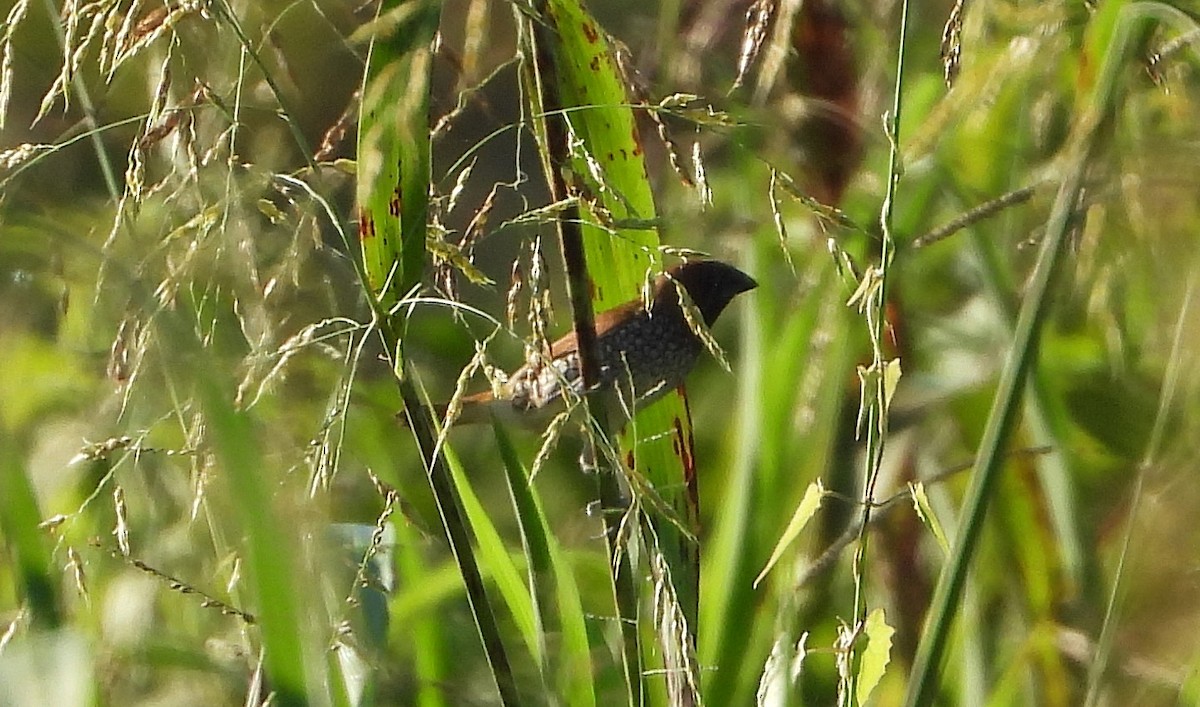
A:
[445,259,757,426]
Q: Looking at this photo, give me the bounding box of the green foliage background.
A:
[2,0,1200,705]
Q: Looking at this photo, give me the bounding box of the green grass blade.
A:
[355,0,440,303]
[753,480,825,589]
[444,445,541,667]
[394,519,450,707]
[397,376,521,705]
[902,5,1159,703]
[549,547,596,707]
[494,420,597,706]
[493,421,554,644]
[197,381,311,707]
[0,429,61,630]
[698,249,764,700]
[357,2,521,703]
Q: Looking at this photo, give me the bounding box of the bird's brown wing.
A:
[549,298,644,358]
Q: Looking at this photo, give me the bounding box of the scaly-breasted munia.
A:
[450,259,756,425]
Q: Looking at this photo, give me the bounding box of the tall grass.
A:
[2,1,1200,705]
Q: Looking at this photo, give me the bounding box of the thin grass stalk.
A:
[1082,252,1200,705]
[527,11,643,702]
[39,0,119,200]
[211,0,315,168]
[354,1,521,702]
[953,167,1088,592]
[902,5,1158,704]
[968,227,1085,590]
[845,0,908,702]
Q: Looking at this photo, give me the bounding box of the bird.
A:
[445,259,757,426]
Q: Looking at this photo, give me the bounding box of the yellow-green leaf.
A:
[856,608,894,706]
[754,480,825,588]
[882,358,902,409]
[910,481,950,555]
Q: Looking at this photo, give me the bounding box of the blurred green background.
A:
[2,0,1200,705]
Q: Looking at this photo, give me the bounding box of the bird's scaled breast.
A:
[595,309,704,404]
[505,309,705,413]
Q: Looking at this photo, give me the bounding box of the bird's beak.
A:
[732,268,758,295]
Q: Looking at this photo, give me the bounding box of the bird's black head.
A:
[659,259,757,326]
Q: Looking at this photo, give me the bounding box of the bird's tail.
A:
[398,390,500,430]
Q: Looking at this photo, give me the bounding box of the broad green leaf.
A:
[355,0,439,306]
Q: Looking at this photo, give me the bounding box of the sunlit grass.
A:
[1,1,1199,705]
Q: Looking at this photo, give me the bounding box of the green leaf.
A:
[493,420,596,705]
[856,608,894,707]
[754,480,825,588]
[198,381,310,707]
[0,428,61,629]
[355,0,440,305]
[883,358,902,409]
[549,543,595,707]
[909,482,950,555]
[444,447,540,666]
